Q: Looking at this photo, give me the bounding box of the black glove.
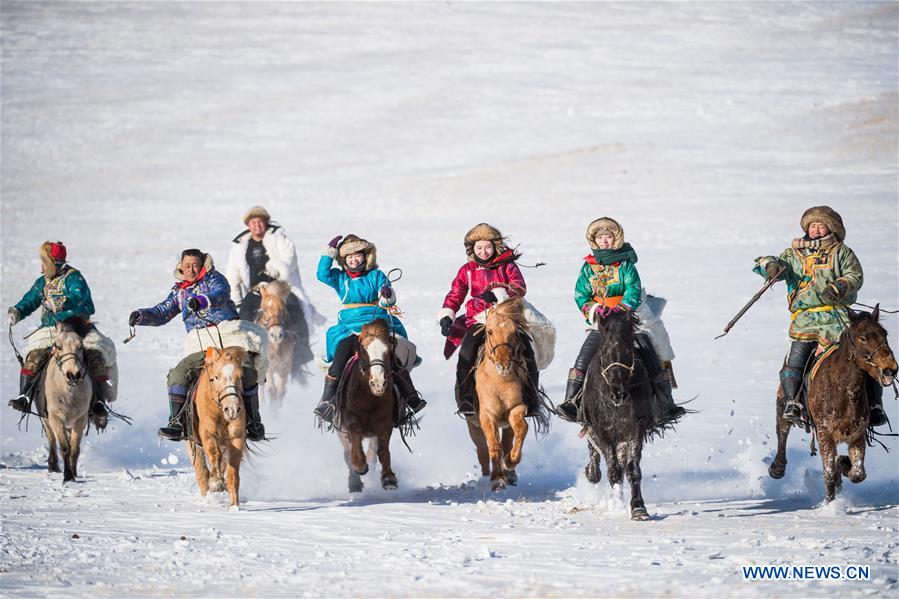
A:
[440,316,453,337]
[478,290,498,304]
[128,311,141,326]
[187,297,201,313]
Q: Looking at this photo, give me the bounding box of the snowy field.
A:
[1,1,898,597]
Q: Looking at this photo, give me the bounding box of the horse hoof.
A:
[504,470,518,486]
[491,479,506,492]
[631,507,650,521]
[381,476,398,491]
[768,462,786,480]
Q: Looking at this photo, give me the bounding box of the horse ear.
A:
[872,303,880,322]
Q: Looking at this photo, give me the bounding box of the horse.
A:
[186,346,248,508]
[581,308,664,521]
[40,319,94,482]
[768,305,897,502]
[336,319,401,493]
[256,280,297,403]
[466,298,539,492]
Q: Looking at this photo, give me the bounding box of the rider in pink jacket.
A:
[437,223,540,416]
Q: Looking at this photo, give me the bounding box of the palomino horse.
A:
[338,319,400,493]
[256,280,296,403]
[468,298,539,492]
[41,319,93,482]
[581,309,665,521]
[769,306,897,502]
[186,347,248,508]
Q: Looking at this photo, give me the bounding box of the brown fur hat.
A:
[40,241,67,279]
[337,234,378,270]
[800,206,845,241]
[243,205,271,225]
[464,223,507,261]
[586,217,625,250]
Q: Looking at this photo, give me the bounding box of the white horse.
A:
[41,321,93,482]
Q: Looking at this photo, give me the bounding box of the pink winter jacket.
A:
[438,250,526,357]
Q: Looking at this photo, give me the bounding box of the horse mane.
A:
[490,297,528,331]
[59,316,92,338]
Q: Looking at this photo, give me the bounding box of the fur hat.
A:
[40,241,67,279]
[586,217,624,250]
[337,234,378,271]
[243,206,271,225]
[800,206,845,241]
[464,223,506,261]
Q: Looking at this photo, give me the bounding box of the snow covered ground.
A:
[1,1,897,596]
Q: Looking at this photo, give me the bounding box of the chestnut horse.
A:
[468,298,537,491]
[769,306,897,502]
[186,347,248,508]
[338,319,400,493]
[40,320,93,482]
[256,280,296,403]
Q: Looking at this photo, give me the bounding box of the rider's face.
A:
[807,222,830,239]
[594,233,615,249]
[473,240,495,261]
[247,217,267,240]
[345,252,365,270]
[181,256,203,282]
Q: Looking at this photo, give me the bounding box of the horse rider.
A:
[437,223,542,418]
[226,206,324,368]
[312,234,425,426]
[128,248,267,441]
[7,241,114,430]
[555,217,685,424]
[754,205,887,427]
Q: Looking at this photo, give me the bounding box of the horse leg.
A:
[44,421,61,473]
[66,419,86,480]
[500,427,517,486]
[478,412,505,491]
[224,437,244,508]
[817,433,839,502]
[339,432,363,493]
[376,429,397,490]
[466,418,490,477]
[187,441,210,497]
[624,441,649,520]
[844,437,867,484]
[769,388,791,479]
[349,433,368,476]
[585,442,602,485]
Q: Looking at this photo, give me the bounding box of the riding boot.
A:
[866,375,888,428]
[313,375,339,425]
[8,371,37,413]
[243,385,265,441]
[88,377,109,431]
[395,367,426,426]
[158,393,187,441]
[556,369,584,422]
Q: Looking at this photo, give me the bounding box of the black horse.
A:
[581,309,675,521]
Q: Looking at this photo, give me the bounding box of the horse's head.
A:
[484,298,527,378]
[204,347,247,421]
[257,282,288,345]
[847,305,898,386]
[596,309,636,403]
[358,319,394,396]
[53,322,87,387]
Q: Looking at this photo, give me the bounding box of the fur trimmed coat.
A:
[225,225,322,329]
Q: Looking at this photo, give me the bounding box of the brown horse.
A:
[769,306,897,502]
[338,319,399,493]
[256,281,296,404]
[467,298,533,492]
[41,320,93,482]
[186,347,248,508]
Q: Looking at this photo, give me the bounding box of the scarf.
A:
[590,243,638,266]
